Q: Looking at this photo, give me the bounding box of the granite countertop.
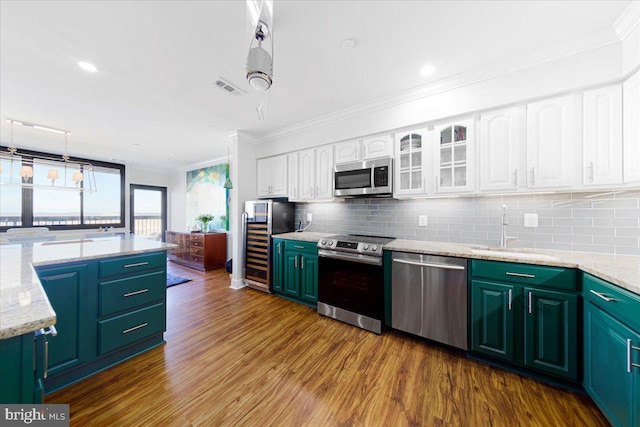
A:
[273,232,335,242]
[275,232,639,296]
[0,236,176,340]
[386,239,640,296]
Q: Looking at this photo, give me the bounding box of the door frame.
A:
[129,184,167,241]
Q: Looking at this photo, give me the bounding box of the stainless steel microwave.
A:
[334,157,393,197]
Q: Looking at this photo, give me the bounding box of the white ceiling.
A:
[0,0,632,171]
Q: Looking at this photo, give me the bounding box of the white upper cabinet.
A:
[526,94,581,189]
[479,107,526,192]
[334,134,393,165]
[296,146,334,201]
[394,129,429,196]
[315,145,334,199]
[256,154,288,198]
[624,70,640,184]
[334,140,360,164]
[362,134,393,159]
[583,84,623,187]
[434,118,475,193]
[298,148,315,200]
[288,152,300,201]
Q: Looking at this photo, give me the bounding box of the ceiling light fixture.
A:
[341,39,355,49]
[1,119,96,192]
[245,0,273,119]
[77,61,98,73]
[420,64,436,77]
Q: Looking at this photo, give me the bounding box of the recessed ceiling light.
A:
[77,61,98,73]
[341,39,355,49]
[420,64,436,77]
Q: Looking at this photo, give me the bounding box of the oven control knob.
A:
[328,241,334,246]
[363,244,369,250]
[372,245,378,251]
[320,240,326,246]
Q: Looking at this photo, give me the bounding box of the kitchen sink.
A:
[470,248,558,262]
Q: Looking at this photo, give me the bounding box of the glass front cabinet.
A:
[394,129,429,196]
[434,118,475,193]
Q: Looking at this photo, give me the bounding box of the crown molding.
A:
[255,28,621,145]
[614,1,640,40]
[227,130,256,144]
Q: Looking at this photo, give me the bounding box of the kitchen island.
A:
[0,236,176,403]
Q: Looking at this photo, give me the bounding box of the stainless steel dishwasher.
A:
[391,252,468,350]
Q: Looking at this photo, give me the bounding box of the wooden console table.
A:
[166,231,227,271]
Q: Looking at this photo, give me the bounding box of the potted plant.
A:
[195,213,215,233]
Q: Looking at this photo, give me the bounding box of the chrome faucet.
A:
[500,204,516,249]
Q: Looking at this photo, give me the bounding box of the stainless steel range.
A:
[317,234,395,334]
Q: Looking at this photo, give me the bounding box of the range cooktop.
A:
[317,234,395,257]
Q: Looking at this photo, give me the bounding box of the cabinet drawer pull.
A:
[528,291,532,314]
[506,272,535,278]
[508,289,512,311]
[122,323,148,334]
[589,289,614,302]
[124,289,149,297]
[294,245,305,249]
[124,262,149,268]
[627,339,640,373]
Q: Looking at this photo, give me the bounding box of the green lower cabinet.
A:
[272,239,318,306]
[524,288,578,380]
[283,253,300,298]
[0,334,35,404]
[470,260,579,382]
[471,280,518,362]
[584,272,640,427]
[585,302,639,427]
[272,239,284,293]
[36,263,92,377]
[299,256,318,304]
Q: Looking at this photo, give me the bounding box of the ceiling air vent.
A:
[212,78,245,96]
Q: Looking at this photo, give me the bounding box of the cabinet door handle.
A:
[512,169,518,187]
[294,245,304,249]
[301,257,304,270]
[508,289,512,311]
[294,256,298,269]
[588,161,594,182]
[124,289,149,297]
[506,272,535,278]
[528,291,533,314]
[529,167,535,186]
[122,323,148,334]
[277,243,281,255]
[124,261,149,268]
[44,340,49,379]
[627,339,640,372]
[590,289,614,302]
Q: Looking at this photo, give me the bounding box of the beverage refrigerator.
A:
[242,200,295,292]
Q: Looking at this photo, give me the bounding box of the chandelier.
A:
[0,119,97,192]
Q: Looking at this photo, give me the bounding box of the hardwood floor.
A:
[48,262,609,426]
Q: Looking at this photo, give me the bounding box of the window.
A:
[0,146,125,231]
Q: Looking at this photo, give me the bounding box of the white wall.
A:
[125,166,171,233]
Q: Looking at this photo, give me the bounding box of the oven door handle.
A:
[318,249,382,266]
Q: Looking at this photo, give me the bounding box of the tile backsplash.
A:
[294,190,640,255]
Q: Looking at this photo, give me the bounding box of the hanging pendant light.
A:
[223,146,233,189]
[1,119,97,192]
